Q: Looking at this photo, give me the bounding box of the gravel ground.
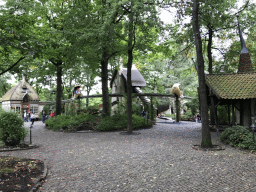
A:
[1,119,256,192]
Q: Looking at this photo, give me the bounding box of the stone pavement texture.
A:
[1,119,256,192]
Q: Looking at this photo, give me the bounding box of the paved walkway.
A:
[1,119,256,191]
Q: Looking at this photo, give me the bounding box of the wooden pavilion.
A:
[205,17,256,128]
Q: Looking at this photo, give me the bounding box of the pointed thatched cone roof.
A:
[1,78,40,102]
[238,53,254,73]
[237,16,254,73]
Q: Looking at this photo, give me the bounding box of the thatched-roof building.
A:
[205,17,256,127]
[110,66,150,107]
[1,77,40,117]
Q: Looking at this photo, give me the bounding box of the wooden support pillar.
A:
[240,100,243,125]
[232,102,235,126]
[175,95,180,122]
[228,104,231,125]
[251,99,255,127]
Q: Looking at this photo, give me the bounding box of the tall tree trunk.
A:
[192,0,213,148]
[126,6,134,134]
[208,27,215,125]
[56,63,62,115]
[207,27,213,74]
[101,50,110,118]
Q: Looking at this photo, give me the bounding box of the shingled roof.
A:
[1,77,40,102]
[110,67,146,88]
[205,73,256,99]
[121,68,146,87]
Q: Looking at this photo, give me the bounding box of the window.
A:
[30,106,38,114]
[11,106,21,114]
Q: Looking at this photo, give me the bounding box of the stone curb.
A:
[30,161,50,192]
[0,144,39,152]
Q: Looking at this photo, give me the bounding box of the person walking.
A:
[24,111,27,122]
[42,110,46,123]
[31,112,36,125]
[28,112,31,122]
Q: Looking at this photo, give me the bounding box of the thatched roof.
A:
[1,77,40,102]
[121,68,146,87]
[110,67,147,88]
[205,73,256,99]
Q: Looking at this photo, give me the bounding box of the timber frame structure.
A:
[205,16,256,128]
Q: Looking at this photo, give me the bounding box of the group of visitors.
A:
[23,111,36,125]
[23,110,56,124]
[41,110,55,123]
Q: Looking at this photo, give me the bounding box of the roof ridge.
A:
[206,72,256,76]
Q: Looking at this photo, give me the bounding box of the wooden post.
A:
[251,99,255,126]
[228,104,231,125]
[240,100,243,125]
[175,95,180,122]
[232,102,235,126]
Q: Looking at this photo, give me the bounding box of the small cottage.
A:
[1,77,40,117]
[205,17,256,127]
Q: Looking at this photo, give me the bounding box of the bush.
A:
[164,113,175,119]
[96,114,151,131]
[0,111,28,146]
[220,125,256,152]
[45,113,97,132]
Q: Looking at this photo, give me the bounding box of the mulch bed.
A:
[0,156,44,192]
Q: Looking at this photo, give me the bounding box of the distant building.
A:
[205,17,256,127]
[110,65,150,109]
[1,76,41,117]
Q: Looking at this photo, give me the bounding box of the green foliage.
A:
[65,102,77,116]
[96,114,151,131]
[217,106,229,124]
[0,111,27,145]
[164,113,176,119]
[78,105,101,116]
[112,98,143,116]
[185,98,199,117]
[183,111,193,119]
[45,113,97,132]
[43,104,53,116]
[220,125,256,152]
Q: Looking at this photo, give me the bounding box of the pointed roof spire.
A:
[21,75,27,88]
[237,14,248,54]
[236,14,254,73]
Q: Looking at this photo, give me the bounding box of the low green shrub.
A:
[164,113,175,119]
[96,114,151,131]
[0,111,27,146]
[46,113,97,132]
[220,125,256,152]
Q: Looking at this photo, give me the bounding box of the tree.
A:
[0,74,12,97]
[0,0,38,76]
[120,0,161,133]
[63,0,126,118]
[192,0,212,148]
